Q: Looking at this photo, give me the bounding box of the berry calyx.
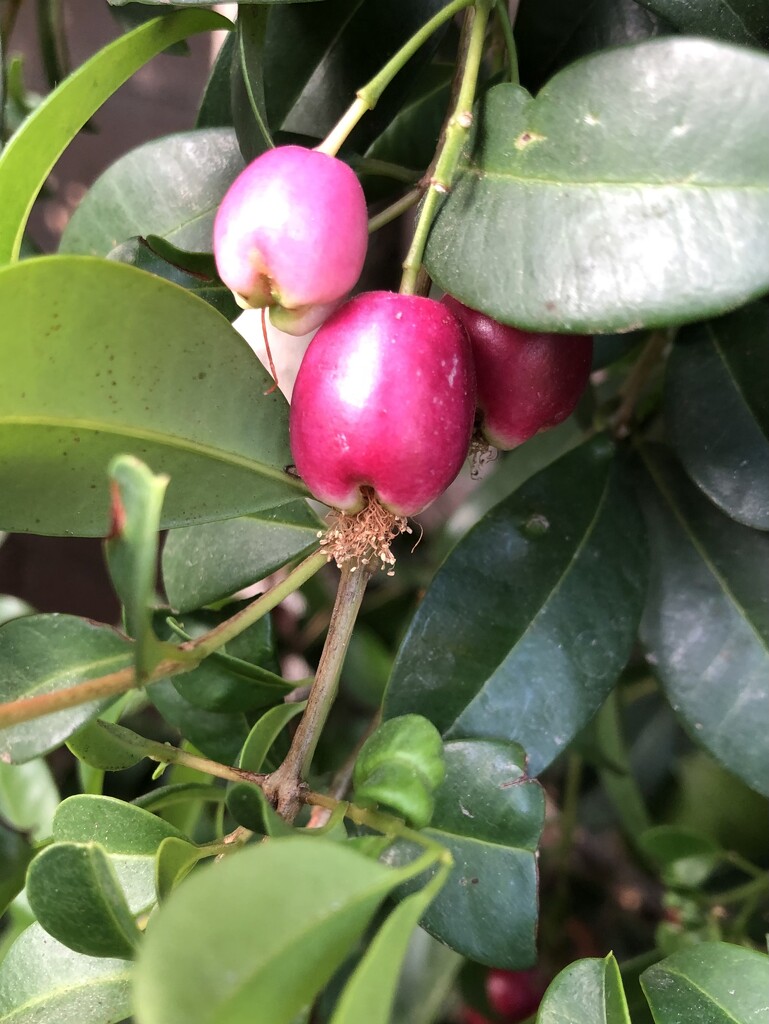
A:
[290,291,476,566]
[213,146,368,335]
[442,296,593,450]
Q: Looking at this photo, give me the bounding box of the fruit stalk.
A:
[400,0,493,295]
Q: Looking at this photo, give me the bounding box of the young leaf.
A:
[426,41,769,333]
[385,438,647,775]
[0,9,230,264]
[238,701,307,773]
[665,302,769,531]
[26,843,141,959]
[329,867,448,1024]
[155,836,203,902]
[387,740,545,968]
[67,720,148,772]
[162,501,323,613]
[0,257,304,536]
[641,942,769,1023]
[133,837,436,1024]
[0,923,132,1024]
[537,954,631,1024]
[638,445,769,796]
[0,614,133,764]
[0,757,59,839]
[59,128,244,258]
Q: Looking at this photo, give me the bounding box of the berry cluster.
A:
[214,147,593,565]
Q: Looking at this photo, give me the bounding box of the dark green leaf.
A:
[426,41,769,332]
[0,923,132,1024]
[150,679,250,764]
[133,837,431,1024]
[263,0,450,150]
[388,740,544,968]
[635,0,769,47]
[59,128,243,257]
[162,501,323,613]
[0,256,304,536]
[0,10,230,264]
[53,794,186,914]
[226,782,295,836]
[26,843,141,958]
[537,954,631,1024]
[107,237,240,321]
[385,438,647,775]
[665,302,769,530]
[231,7,273,162]
[641,942,769,1023]
[0,614,133,763]
[638,445,769,795]
[0,757,59,838]
[197,32,235,128]
[0,821,32,917]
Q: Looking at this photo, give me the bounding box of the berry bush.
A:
[0,3,767,1023]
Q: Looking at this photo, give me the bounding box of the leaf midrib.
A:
[425,825,538,855]
[460,165,768,192]
[647,964,745,1023]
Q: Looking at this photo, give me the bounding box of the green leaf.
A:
[426,41,769,333]
[638,445,769,795]
[0,256,304,536]
[67,720,148,772]
[53,794,187,914]
[388,740,545,968]
[638,825,721,889]
[0,821,32,917]
[133,837,432,1024]
[0,614,133,764]
[537,954,631,1024]
[0,10,230,264]
[59,128,243,258]
[390,928,463,1024]
[385,438,648,775]
[0,757,59,839]
[197,32,235,128]
[0,923,132,1024]
[330,868,447,1024]
[105,456,174,677]
[155,836,202,902]
[0,595,35,627]
[665,302,769,531]
[641,942,769,1023]
[26,843,141,958]
[227,783,295,836]
[635,0,769,47]
[231,7,273,162]
[149,679,250,764]
[107,236,240,321]
[162,501,323,613]
[238,701,307,772]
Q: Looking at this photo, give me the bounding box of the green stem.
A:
[317,0,475,157]
[264,562,372,819]
[704,873,769,908]
[400,1,492,294]
[494,0,518,84]
[352,157,420,183]
[368,187,422,234]
[0,549,327,730]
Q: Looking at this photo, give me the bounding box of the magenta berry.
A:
[486,968,545,1021]
[443,296,593,449]
[289,292,476,519]
[213,146,368,334]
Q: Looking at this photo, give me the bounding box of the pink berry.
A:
[213,146,368,334]
[486,968,545,1021]
[442,296,593,449]
[289,292,476,517]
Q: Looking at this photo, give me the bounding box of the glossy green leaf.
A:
[635,0,769,47]
[67,720,147,772]
[330,868,447,1024]
[53,795,186,915]
[638,445,769,795]
[0,10,229,264]
[60,128,243,257]
[0,614,133,764]
[155,836,202,902]
[263,0,450,150]
[385,438,647,775]
[133,837,432,1024]
[107,236,240,321]
[197,32,235,129]
[537,954,631,1024]
[0,822,31,917]
[0,758,59,839]
[26,843,141,958]
[0,257,303,536]
[388,740,545,968]
[163,501,323,613]
[150,679,250,765]
[0,923,132,1024]
[665,302,769,530]
[514,0,673,94]
[238,701,307,772]
[641,942,769,1023]
[426,41,769,333]
[105,456,174,677]
[231,7,273,162]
